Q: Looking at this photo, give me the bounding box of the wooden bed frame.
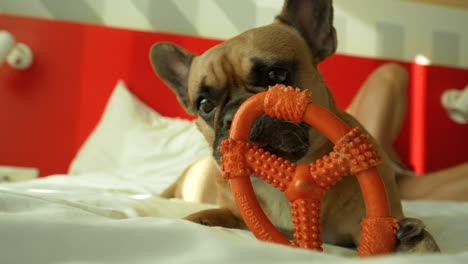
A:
[1,15,466,177]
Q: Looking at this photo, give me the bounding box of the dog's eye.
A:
[198,98,216,115]
[268,69,288,84]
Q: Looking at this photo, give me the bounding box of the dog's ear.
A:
[150,42,197,113]
[276,0,337,64]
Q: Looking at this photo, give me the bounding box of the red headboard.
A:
[1,15,466,176]
[0,15,220,176]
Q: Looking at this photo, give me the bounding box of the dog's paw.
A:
[395,218,440,253]
[184,212,213,226]
[183,208,246,229]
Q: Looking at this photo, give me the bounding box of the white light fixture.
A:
[0,30,34,70]
[414,54,431,66]
[441,87,468,124]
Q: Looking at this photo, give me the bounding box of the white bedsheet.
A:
[1,173,468,264]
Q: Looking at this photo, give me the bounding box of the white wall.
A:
[1,0,467,68]
[333,0,468,68]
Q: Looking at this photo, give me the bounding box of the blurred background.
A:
[1,0,467,68]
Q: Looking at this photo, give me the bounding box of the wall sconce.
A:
[0,30,34,70]
[441,87,468,124]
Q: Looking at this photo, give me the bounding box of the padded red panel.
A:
[421,65,468,172]
[0,15,466,176]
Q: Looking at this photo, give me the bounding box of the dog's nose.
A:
[221,110,235,130]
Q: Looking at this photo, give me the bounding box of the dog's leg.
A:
[346,63,408,167]
[397,162,468,201]
[159,157,219,204]
[346,63,468,201]
[184,208,247,229]
[396,218,440,253]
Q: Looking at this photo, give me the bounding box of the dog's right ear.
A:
[276,0,337,64]
[150,42,196,113]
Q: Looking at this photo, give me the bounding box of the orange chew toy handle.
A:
[219,85,398,257]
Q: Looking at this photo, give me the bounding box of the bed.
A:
[1,15,467,264]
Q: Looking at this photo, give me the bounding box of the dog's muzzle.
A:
[213,98,310,164]
[249,114,310,162]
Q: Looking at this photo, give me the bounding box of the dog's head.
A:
[150,0,338,165]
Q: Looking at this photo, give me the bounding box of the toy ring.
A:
[218,84,398,257]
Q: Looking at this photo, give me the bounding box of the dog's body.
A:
[151,0,439,253]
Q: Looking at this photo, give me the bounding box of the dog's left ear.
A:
[276,0,337,64]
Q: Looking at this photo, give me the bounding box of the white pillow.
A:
[68,80,210,192]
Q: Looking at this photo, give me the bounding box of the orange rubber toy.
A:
[218,84,399,257]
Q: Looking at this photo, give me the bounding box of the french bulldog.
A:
[150,0,439,253]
